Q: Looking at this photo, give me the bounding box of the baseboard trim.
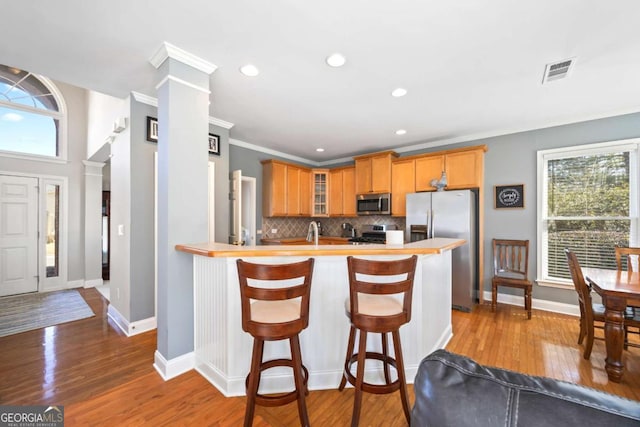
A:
[107,304,157,336]
[483,291,580,317]
[84,278,103,288]
[154,350,195,381]
[67,279,84,289]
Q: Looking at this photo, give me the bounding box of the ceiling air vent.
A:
[542,57,576,84]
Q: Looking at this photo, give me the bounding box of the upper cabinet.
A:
[354,151,398,194]
[444,149,484,189]
[262,160,288,217]
[415,155,445,192]
[391,158,416,216]
[329,166,356,217]
[261,145,486,218]
[312,169,329,217]
[299,168,312,216]
[262,159,311,217]
[414,146,487,191]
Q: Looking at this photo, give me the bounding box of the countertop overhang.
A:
[176,237,465,258]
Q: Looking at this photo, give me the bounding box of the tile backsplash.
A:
[261,216,406,240]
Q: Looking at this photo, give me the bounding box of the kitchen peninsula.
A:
[176,238,465,396]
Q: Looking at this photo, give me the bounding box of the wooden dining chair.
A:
[565,249,640,357]
[564,249,606,359]
[615,246,640,347]
[615,246,640,273]
[492,239,533,319]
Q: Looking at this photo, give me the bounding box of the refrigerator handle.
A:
[430,209,435,238]
[426,210,431,239]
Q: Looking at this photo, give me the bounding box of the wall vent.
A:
[542,57,576,84]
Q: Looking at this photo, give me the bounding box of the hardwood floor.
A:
[1,288,639,426]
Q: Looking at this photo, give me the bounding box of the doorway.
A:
[0,173,68,296]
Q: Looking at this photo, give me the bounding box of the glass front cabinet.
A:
[312,169,329,216]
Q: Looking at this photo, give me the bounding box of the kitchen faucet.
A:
[306,221,319,246]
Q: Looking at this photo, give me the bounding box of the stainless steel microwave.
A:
[356,193,391,215]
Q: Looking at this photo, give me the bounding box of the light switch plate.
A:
[118,224,124,236]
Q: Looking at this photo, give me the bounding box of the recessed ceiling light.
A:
[391,88,407,97]
[316,148,325,152]
[240,64,259,77]
[395,129,407,135]
[326,53,346,67]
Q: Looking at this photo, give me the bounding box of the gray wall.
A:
[229,112,640,305]
[128,99,157,321]
[209,127,230,243]
[0,80,87,283]
[480,112,640,303]
[111,98,231,323]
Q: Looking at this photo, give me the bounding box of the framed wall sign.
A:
[208,133,220,155]
[146,116,158,142]
[494,184,524,209]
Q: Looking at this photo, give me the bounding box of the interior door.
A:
[229,169,242,245]
[0,175,38,296]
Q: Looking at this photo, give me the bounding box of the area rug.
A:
[0,289,95,338]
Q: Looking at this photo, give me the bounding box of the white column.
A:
[150,43,217,361]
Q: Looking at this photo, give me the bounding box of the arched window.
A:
[0,64,66,159]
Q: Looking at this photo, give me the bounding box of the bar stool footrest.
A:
[343,351,401,395]
[245,358,309,407]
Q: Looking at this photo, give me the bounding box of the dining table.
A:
[583,268,640,383]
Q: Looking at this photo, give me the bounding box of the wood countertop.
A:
[176,237,465,258]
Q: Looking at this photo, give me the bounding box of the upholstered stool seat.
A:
[344,294,403,316]
[236,258,314,427]
[251,300,301,324]
[338,255,418,427]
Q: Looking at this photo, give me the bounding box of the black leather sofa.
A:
[411,350,640,426]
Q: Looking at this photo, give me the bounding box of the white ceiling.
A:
[2,1,640,162]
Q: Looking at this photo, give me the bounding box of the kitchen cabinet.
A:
[262,159,311,217]
[300,168,312,216]
[343,167,356,216]
[329,166,356,216]
[354,151,398,194]
[312,169,329,216]
[287,165,312,216]
[445,149,484,189]
[415,155,445,192]
[391,158,415,216]
[262,160,287,217]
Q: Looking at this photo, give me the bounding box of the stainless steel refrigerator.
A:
[405,189,478,311]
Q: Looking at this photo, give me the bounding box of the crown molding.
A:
[209,117,234,130]
[82,160,106,168]
[131,91,158,107]
[130,91,233,129]
[155,75,210,94]
[229,138,318,166]
[149,42,217,74]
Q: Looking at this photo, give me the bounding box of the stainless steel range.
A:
[348,224,398,244]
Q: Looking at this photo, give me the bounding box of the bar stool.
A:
[338,255,418,426]
[236,258,315,427]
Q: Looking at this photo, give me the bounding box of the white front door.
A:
[0,175,38,296]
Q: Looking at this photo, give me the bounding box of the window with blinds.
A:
[538,140,639,285]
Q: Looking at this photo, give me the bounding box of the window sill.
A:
[0,150,68,164]
[535,278,574,289]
